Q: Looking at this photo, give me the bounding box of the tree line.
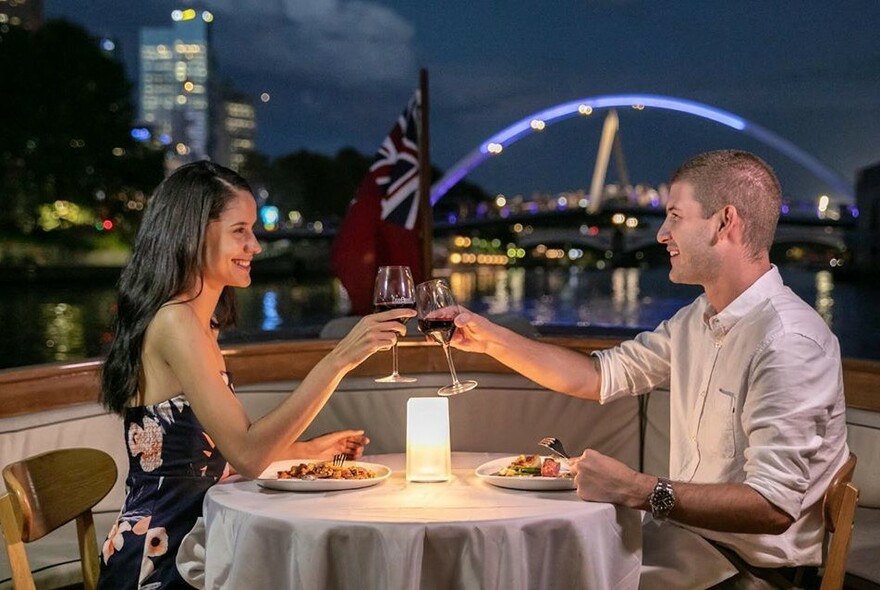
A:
[0,19,486,251]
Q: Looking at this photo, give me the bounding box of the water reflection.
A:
[0,265,875,369]
[41,302,85,361]
[261,290,282,331]
[815,270,834,326]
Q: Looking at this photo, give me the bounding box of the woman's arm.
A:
[154,305,412,478]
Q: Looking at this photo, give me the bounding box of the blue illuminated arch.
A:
[430,94,853,205]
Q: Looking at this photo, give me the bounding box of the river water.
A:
[0,265,876,370]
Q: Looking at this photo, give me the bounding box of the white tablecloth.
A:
[202,452,642,590]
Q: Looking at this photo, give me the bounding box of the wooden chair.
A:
[1,448,117,590]
[820,452,859,590]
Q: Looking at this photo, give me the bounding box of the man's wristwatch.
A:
[648,477,676,520]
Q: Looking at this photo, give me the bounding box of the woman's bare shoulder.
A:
[148,302,209,349]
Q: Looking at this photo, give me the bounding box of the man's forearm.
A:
[483,327,601,400]
[624,474,793,534]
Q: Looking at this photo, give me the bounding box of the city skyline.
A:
[44,1,880,204]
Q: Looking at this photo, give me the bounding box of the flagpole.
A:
[418,68,433,281]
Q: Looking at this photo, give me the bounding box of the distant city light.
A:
[578,104,593,115]
[487,143,503,154]
[175,9,197,21]
[131,128,151,141]
[102,220,113,231]
[260,205,279,230]
[530,119,546,130]
[100,39,115,52]
[202,11,214,23]
[159,134,171,145]
[260,93,271,103]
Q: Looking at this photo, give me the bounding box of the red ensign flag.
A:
[332,92,424,314]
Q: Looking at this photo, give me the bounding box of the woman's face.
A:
[203,189,262,291]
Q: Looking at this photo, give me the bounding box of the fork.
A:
[538,437,571,460]
[332,453,346,467]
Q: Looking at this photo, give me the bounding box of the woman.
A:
[98,161,413,588]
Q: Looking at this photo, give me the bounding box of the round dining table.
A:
[202,452,643,589]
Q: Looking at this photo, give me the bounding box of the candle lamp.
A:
[405,397,452,482]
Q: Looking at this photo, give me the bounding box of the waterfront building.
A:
[856,161,880,273]
[139,8,214,169]
[0,0,42,30]
[214,90,256,172]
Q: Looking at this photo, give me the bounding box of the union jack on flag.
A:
[373,91,421,230]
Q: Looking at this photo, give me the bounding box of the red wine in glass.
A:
[373,266,417,383]
[376,301,417,324]
[415,279,478,396]
[417,318,456,344]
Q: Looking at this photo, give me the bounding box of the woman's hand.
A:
[297,430,370,460]
[330,308,416,370]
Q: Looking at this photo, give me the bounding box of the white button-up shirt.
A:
[594,266,849,567]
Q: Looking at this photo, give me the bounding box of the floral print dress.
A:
[99,383,230,589]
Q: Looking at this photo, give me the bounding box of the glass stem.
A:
[391,341,400,376]
[442,343,461,385]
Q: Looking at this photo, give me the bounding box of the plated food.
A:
[277,461,377,480]
[257,459,391,492]
[497,454,565,478]
[476,455,575,491]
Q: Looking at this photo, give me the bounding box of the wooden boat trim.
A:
[1,337,878,418]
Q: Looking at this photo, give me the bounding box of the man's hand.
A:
[450,309,495,354]
[568,449,652,508]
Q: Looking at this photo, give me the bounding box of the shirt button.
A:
[700,390,706,397]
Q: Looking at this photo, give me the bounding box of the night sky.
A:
[45,1,880,204]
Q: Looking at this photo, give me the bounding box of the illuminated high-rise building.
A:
[214,91,256,172]
[139,8,214,167]
[0,0,43,30]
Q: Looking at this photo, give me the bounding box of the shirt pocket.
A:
[699,387,737,458]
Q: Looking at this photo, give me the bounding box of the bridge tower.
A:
[856,161,880,273]
[587,110,631,214]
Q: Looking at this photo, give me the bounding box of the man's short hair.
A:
[671,150,782,259]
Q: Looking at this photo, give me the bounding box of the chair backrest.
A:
[1,447,118,590]
[820,452,859,590]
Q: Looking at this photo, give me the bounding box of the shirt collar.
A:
[702,265,784,338]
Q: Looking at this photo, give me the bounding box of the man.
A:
[451,150,849,588]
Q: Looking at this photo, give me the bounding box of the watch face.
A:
[650,480,675,516]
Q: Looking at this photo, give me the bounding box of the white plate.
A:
[475,456,576,491]
[257,459,392,492]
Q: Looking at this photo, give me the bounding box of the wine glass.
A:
[415,279,478,396]
[373,266,417,383]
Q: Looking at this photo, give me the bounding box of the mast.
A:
[418,68,434,280]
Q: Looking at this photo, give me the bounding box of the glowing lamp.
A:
[406,398,451,482]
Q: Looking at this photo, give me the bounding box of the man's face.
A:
[656,181,721,287]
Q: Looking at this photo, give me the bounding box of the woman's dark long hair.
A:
[101,161,253,414]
